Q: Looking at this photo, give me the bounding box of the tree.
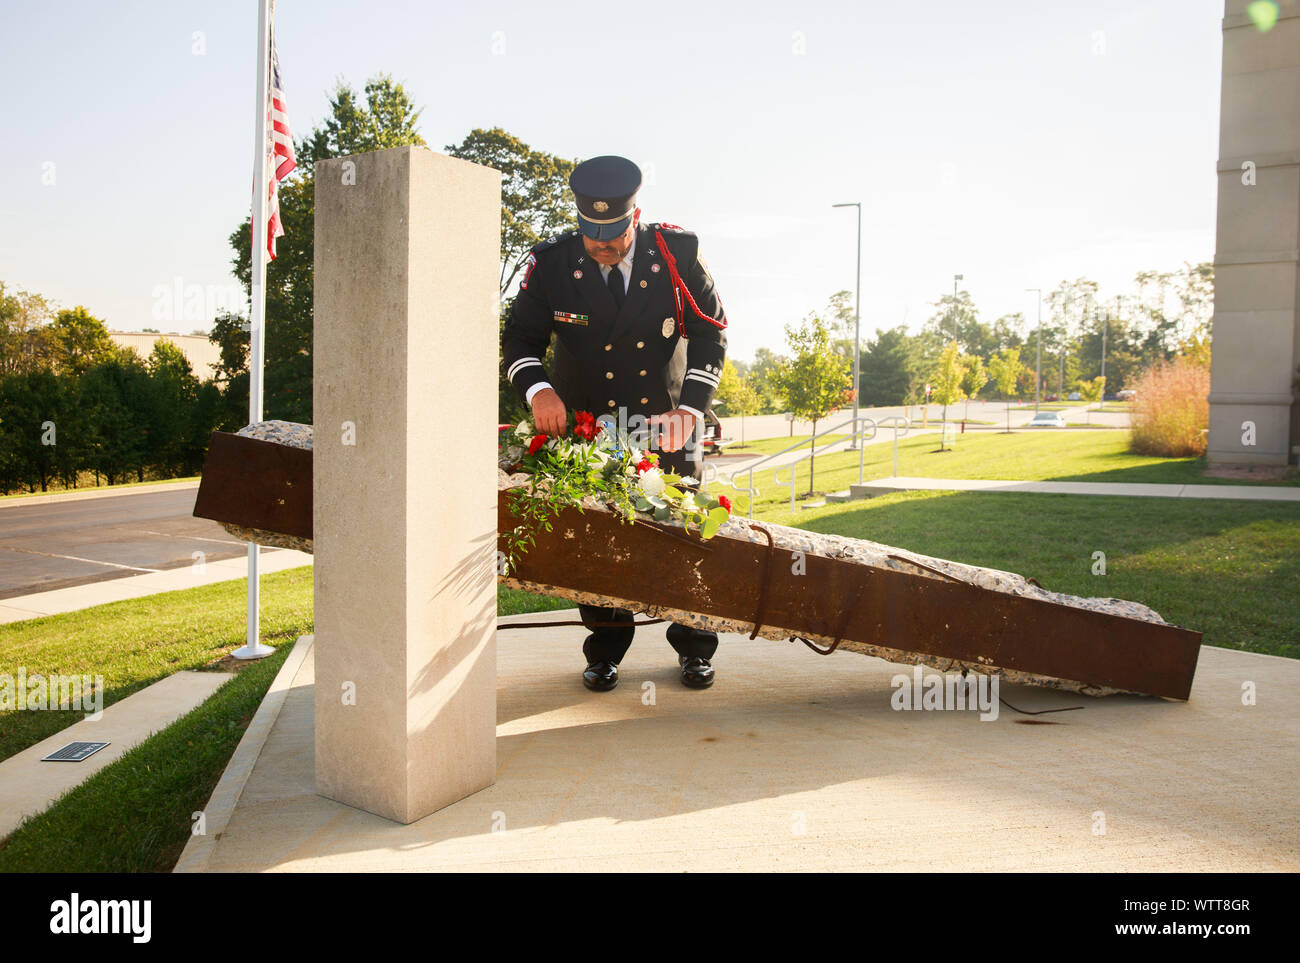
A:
[1077,375,1105,424]
[222,75,428,424]
[859,325,916,406]
[0,282,56,375]
[446,128,577,297]
[987,347,1025,433]
[929,341,966,450]
[771,315,850,494]
[748,346,786,414]
[712,360,760,445]
[959,353,988,420]
[445,128,579,423]
[50,306,115,376]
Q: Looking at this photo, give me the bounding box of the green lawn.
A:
[0,575,576,871]
[741,489,1300,660]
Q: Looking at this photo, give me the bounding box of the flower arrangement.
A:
[498,410,733,572]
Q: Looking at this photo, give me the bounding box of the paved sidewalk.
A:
[1,670,234,839]
[0,549,313,624]
[851,476,1300,502]
[179,611,1299,873]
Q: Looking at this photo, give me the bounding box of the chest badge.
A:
[555,311,589,326]
[650,263,661,273]
[573,269,583,279]
[662,318,675,338]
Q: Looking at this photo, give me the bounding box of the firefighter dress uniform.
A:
[501,155,728,690]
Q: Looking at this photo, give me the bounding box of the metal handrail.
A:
[876,415,912,478]
[728,414,882,518]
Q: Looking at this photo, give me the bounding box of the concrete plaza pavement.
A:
[178,611,1299,873]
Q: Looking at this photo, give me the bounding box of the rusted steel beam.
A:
[496,490,1202,701]
[191,427,1202,700]
[193,431,313,541]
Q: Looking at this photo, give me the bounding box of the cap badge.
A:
[593,200,609,213]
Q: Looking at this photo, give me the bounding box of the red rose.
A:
[636,458,653,474]
[718,495,732,512]
[575,410,595,425]
[498,424,513,432]
[528,434,547,455]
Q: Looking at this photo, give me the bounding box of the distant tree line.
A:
[717,265,1213,417]
[0,289,225,492]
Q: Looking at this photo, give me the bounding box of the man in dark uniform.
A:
[501,155,729,692]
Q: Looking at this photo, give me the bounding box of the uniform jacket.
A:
[501,222,728,436]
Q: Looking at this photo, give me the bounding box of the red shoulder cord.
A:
[654,227,729,339]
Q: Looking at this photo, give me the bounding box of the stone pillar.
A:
[1207,1,1300,465]
[312,146,500,823]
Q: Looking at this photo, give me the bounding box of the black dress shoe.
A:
[583,661,618,692]
[679,655,715,689]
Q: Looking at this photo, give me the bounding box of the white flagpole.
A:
[233,0,275,660]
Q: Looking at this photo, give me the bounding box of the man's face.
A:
[583,209,639,265]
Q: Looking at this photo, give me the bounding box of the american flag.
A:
[259,16,296,260]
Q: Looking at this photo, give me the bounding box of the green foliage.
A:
[445,128,578,423]
[859,325,916,406]
[712,360,760,443]
[49,306,115,376]
[0,282,56,375]
[772,314,850,492]
[445,127,577,295]
[222,75,428,425]
[498,414,732,572]
[929,341,966,444]
[987,347,1025,432]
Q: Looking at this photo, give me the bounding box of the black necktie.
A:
[607,264,625,308]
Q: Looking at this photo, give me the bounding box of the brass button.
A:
[639,369,646,376]
[639,280,647,288]
[607,399,616,407]
[640,397,648,404]
[636,341,644,348]
[605,371,614,379]
[604,343,612,351]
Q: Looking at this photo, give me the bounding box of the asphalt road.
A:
[0,488,267,600]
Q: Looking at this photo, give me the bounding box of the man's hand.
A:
[648,408,698,453]
[530,387,568,436]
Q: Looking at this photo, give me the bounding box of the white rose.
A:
[514,421,532,439]
[639,467,666,498]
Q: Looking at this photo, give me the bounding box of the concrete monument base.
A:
[311,145,501,823]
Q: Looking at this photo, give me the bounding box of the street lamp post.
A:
[1026,288,1042,414]
[952,274,963,344]
[833,202,862,446]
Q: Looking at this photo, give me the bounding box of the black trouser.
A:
[580,440,718,665]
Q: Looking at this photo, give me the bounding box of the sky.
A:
[0,0,1226,363]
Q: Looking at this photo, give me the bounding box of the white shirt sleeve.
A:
[524,381,553,406]
[679,404,705,422]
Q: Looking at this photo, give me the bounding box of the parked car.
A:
[1045,394,1059,402]
[700,409,733,456]
[1117,389,1137,401]
[1067,391,1082,401]
[1026,412,1067,428]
